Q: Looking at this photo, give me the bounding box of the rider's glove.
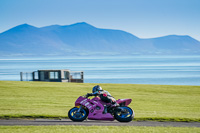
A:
[86,93,91,98]
[86,93,93,98]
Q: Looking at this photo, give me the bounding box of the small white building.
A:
[20,69,84,83]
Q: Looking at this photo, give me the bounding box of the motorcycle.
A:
[68,95,135,122]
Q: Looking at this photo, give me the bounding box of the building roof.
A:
[38,69,70,71]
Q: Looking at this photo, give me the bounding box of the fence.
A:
[20,72,34,81]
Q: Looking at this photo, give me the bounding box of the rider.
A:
[86,85,119,107]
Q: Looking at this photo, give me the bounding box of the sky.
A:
[0,0,200,41]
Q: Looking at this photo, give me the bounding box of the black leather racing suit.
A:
[87,90,116,104]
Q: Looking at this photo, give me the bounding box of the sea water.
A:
[0,55,200,85]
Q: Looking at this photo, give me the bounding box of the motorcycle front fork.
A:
[77,105,82,112]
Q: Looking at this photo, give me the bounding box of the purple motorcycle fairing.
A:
[116,99,132,106]
[75,96,114,120]
[75,96,132,121]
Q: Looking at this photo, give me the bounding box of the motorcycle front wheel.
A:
[114,106,134,122]
[68,107,88,122]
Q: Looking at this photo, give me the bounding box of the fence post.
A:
[81,72,84,83]
[20,72,23,81]
[32,72,34,81]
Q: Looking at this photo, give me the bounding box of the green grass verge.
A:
[0,126,200,133]
[0,81,200,122]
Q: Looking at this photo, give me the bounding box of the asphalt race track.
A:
[0,119,200,127]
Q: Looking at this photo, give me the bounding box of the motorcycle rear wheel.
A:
[114,106,134,122]
[68,107,88,122]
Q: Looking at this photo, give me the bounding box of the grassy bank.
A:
[1,126,200,133]
[0,81,200,122]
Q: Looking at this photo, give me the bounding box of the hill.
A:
[0,22,200,56]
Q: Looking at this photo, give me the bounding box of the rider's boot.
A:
[111,102,119,107]
[103,105,108,114]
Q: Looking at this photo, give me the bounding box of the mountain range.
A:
[0,22,200,57]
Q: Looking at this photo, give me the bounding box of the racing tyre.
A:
[114,106,135,122]
[68,107,88,122]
